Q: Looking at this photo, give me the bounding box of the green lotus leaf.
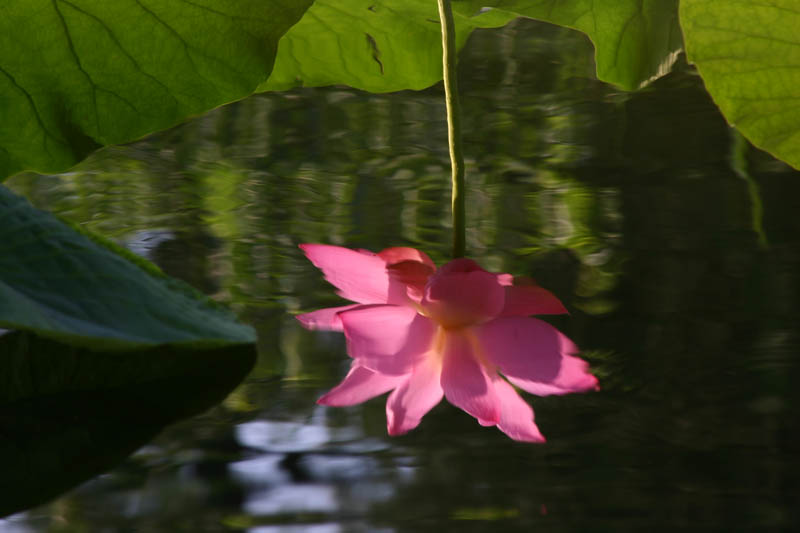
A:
[0,0,312,180]
[681,0,800,170]
[262,0,681,93]
[488,0,683,90]
[0,185,255,349]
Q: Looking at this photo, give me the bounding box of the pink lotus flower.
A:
[297,244,598,442]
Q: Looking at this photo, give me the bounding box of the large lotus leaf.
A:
[681,0,800,170]
[0,0,313,181]
[261,0,681,94]
[0,331,256,517]
[0,185,255,349]
[490,0,683,90]
[259,0,516,93]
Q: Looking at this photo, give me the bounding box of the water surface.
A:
[4,18,800,532]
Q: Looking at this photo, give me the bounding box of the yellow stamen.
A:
[463,328,496,374]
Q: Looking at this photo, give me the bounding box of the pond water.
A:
[3,18,800,532]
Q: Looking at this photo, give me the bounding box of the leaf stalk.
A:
[438,0,465,258]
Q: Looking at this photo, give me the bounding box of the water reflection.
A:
[0,332,255,519]
[4,16,800,532]
[230,411,411,522]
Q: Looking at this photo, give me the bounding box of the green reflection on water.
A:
[5,17,800,532]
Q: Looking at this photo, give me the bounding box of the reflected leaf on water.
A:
[0,331,255,518]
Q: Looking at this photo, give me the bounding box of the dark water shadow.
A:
[0,331,255,518]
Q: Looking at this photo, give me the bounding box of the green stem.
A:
[731,129,768,248]
[438,0,465,258]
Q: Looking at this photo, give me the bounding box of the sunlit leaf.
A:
[0,0,313,180]
[681,0,800,170]
[0,185,255,349]
[487,0,683,90]
[262,0,681,93]
[259,0,515,93]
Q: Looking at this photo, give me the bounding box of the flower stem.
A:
[438,0,465,258]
